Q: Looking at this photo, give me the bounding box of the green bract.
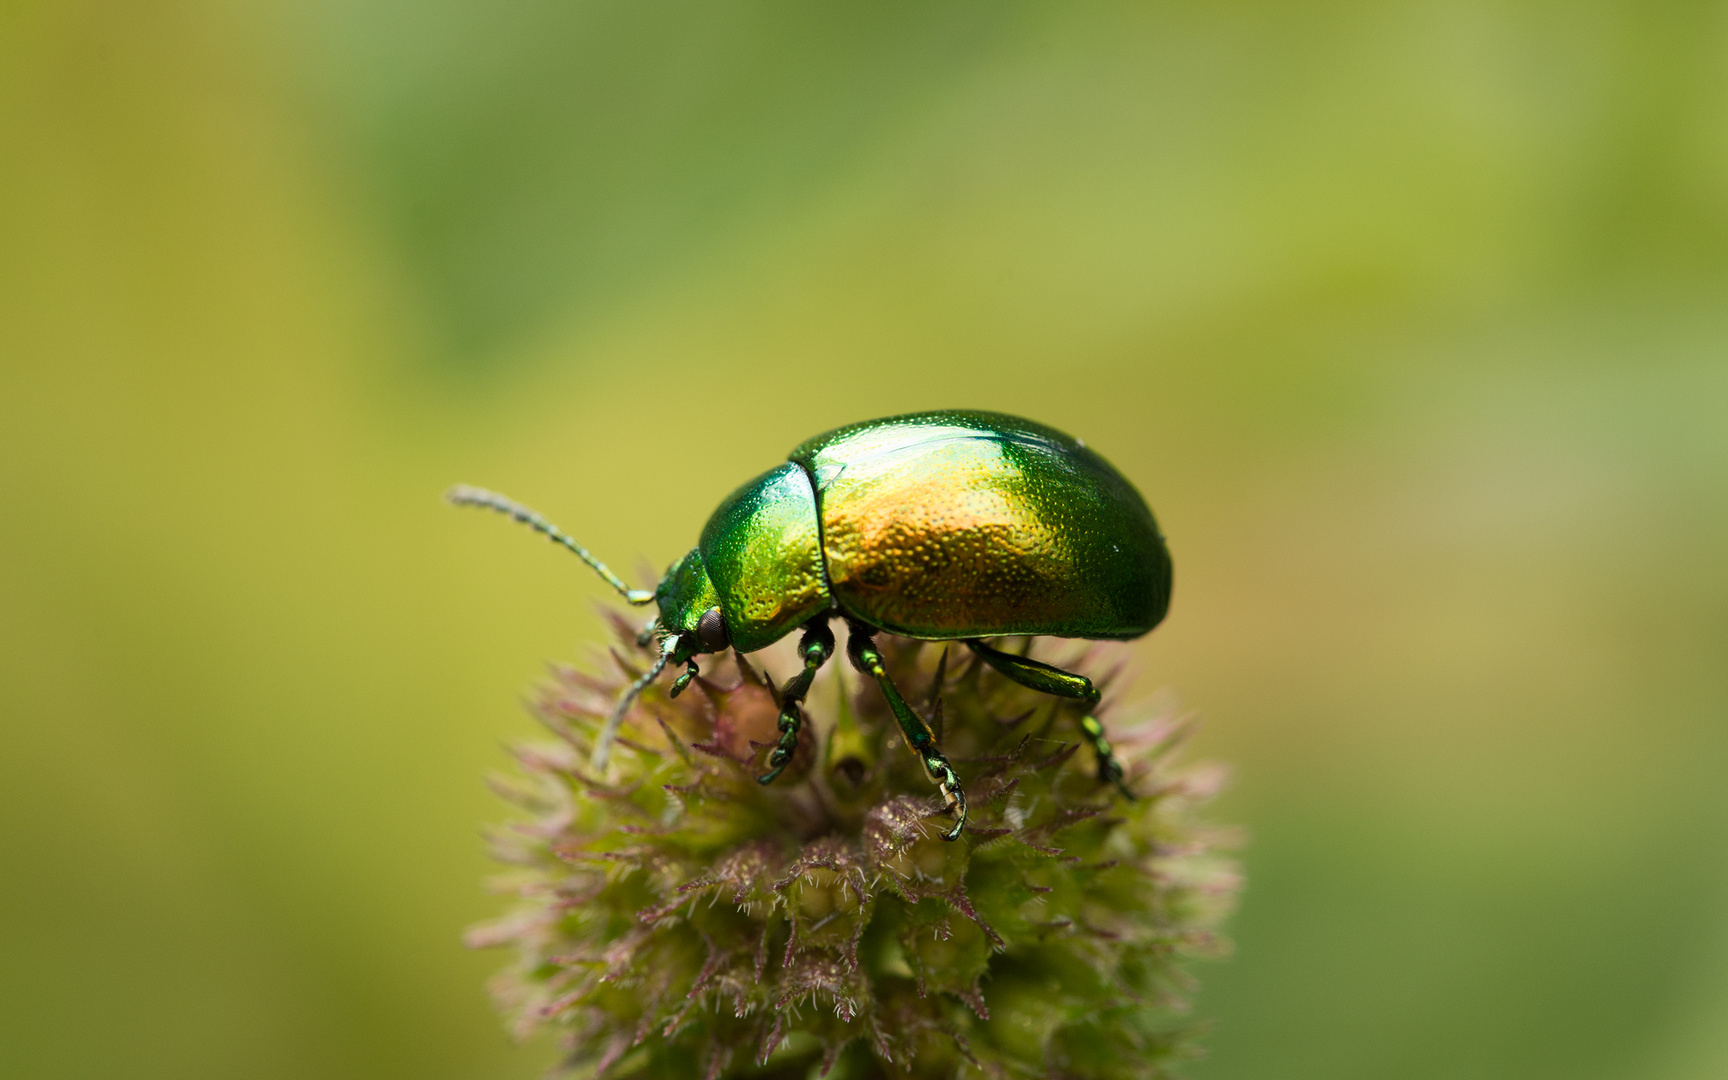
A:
[469,617,1237,1079]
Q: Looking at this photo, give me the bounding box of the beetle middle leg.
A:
[965,639,1133,799]
[848,623,966,841]
[757,619,836,785]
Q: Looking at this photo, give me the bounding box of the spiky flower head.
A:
[469,613,1238,1079]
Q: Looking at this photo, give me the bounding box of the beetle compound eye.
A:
[696,607,729,651]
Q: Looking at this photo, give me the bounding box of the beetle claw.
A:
[757,702,805,785]
[756,762,788,785]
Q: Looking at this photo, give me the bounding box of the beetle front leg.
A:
[757,619,835,785]
[849,624,966,841]
[965,639,1133,799]
[669,659,700,698]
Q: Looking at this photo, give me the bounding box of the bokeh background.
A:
[4,2,1727,1078]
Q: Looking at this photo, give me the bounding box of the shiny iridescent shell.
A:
[694,410,1171,652]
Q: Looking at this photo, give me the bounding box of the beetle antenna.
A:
[447,484,655,605]
[592,642,675,772]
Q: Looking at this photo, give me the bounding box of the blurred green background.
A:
[3,1,1726,1077]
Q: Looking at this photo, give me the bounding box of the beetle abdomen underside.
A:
[792,410,1171,641]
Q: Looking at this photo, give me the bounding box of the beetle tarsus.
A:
[756,705,800,785]
[669,660,699,698]
[848,623,967,841]
[757,620,835,785]
[927,755,967,842]
[1081,713,1134,800]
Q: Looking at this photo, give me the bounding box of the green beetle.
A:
[450,409,1171,841]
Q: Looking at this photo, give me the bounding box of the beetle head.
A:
[654,548,729,662]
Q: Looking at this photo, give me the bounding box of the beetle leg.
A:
[849,624,967,841]
[965,639,1133,800]
[757,619,835,785]
[669,659,699,698]
[1077,713,1132,799]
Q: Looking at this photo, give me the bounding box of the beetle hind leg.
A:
[757,619,836,785]
[849,624,967,841]
[1078,713,1133,800]
[964,639,1133,800]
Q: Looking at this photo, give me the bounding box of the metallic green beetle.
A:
[450,409,1172,841]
